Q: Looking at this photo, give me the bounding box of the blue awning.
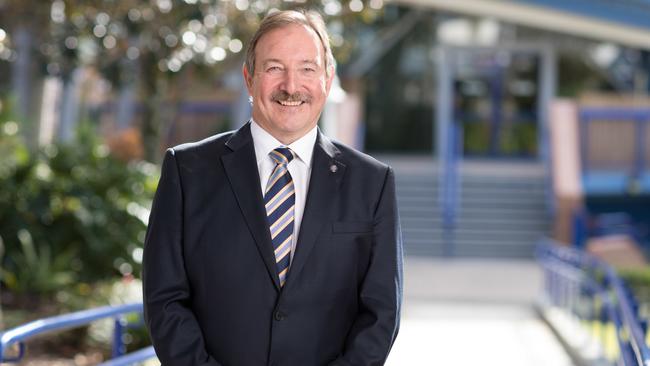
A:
[391,0,650,49]
[516,0,650,31]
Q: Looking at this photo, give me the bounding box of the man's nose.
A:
[280,69,298,94]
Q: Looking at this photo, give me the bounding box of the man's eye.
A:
[267,66,282,72]
[304,67,316,73]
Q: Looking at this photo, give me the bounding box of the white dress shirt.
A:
[250,120,317,261]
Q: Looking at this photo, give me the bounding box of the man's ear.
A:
[242,64,253,94]
[325,65,335,95]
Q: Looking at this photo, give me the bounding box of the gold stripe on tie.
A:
[270,206,295,237]
[265,184,295,214]
[266,169,288,193]
[271,216,294,240]
[274,236,292,256]
[275,244,291,263]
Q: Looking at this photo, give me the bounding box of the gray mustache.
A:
[272,91,312,103]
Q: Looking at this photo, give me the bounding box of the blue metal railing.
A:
[537,239,650,365]
[440,121,462,256]
[579,107,650,194]
[0,303,156,365]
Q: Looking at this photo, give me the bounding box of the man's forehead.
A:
[256,24,324,59]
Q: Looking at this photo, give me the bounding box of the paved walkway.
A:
[385,257,575,365]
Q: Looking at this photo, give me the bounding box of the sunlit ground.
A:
[386,257,575,366]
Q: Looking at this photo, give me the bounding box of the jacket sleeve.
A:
[331,167,404,366]
[142,149,223,366]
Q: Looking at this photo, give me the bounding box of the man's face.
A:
[244,24,334,144]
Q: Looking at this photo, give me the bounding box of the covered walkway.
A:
[386,257,574,365]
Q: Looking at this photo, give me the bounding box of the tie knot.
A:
[270,147,294,165]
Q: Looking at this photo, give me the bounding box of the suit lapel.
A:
[287,132,346,286]
[222,123,281,290]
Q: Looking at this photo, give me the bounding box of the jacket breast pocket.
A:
[331,221,373,234]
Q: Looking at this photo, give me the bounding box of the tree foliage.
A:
[0,0,387,160]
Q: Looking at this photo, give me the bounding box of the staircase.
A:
[384,156,550,258]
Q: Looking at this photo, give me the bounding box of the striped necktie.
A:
[264,147,295,287]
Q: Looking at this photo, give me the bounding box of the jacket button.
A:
[274,311,286,321]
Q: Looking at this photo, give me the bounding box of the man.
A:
[143,9,402,366]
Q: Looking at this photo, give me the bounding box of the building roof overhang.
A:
[389,0,650,50]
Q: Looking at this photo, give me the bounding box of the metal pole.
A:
[112,317,127,359]
[436,45,455,256]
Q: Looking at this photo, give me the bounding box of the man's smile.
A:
[277,100,305,107]
[271,90,312,108]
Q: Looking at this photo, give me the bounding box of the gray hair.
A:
[244,9,335,78]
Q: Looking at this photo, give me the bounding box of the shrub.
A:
[0,117,158,298]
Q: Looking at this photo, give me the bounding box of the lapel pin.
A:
[330,164,338,173]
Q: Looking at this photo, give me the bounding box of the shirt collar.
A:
[250,120,317,168]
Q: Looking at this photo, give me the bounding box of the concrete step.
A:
[459,194,546,204]
[402,215,548,229]
[458,206,548,218]
[399,207,548,220]
[401,241,537,258]
[389,157,549,258]
[459,200,546,210]
[402,229,547,242]
[453,242,536,258]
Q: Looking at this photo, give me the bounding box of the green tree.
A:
[1,0,387,161]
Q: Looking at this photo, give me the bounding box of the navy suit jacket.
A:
[143,122,403,366]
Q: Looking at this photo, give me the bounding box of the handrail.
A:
[0,303,156,364]
[537,239,650,365]
[610,268,650,366]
